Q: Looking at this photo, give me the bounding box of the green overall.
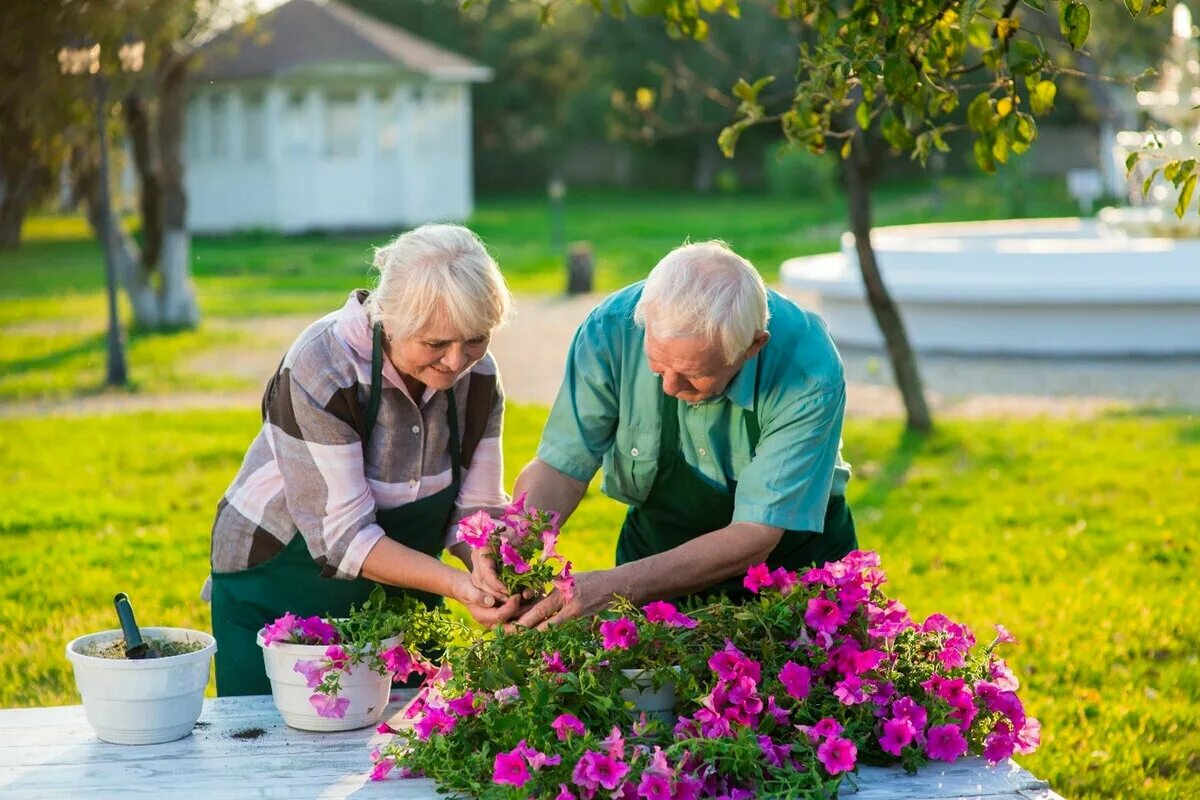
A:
[210,324,458,696]
[616,358,857,603]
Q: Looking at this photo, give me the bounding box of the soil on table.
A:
[79,637,205,659]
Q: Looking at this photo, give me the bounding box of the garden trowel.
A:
[113,592,158,659]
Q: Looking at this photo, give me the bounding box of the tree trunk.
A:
[0,124,50,249]
[124,91,163,270]
[693,140,719,193]
[154,48,199,328]
[843,144,933,433]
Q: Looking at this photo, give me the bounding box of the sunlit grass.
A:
[0,406,1195,799]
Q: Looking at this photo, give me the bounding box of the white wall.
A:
[185,74,478,234]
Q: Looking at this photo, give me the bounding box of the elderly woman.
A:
[205,223,518,696]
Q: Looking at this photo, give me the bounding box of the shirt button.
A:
[630,447,640,457]
[699,448,707,457]
[411,425,420,434]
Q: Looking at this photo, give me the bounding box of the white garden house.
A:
[185,0,491,233]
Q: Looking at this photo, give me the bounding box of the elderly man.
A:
[478,240,856,627]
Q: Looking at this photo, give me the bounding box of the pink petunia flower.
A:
[743,563,774,594]
[369,756,395,781]
[412,706,456,740]
[297,616,338,644]
[993,623,1019,646]
[642,600,699,629]
[600,617,639,650]
[833,674,872,706]
[323,644,348,670]
[805,597,847,634]
[778,661,811,701]
[493,685,520,704]
[493,750,532,787]
[553,560,576,602]
[544,650,569,673]
[542,527,561,559]
[879,717,917,756]
[983,722,1016,764]
[1015,717,1041,755]
[601,725,626,760]
[293,658,328,689]
[261,612,299,646]
[552,713,587,740]
[586,752,630,791]
[555,784,576,800]
[381,645,417,682]
[817,736,857,774]
[447,691,478,717]
[770,566,799,595]
[376,721,400,735]
[456,509,496,549]
[637,771,672,800]
[499,539,531,574]
[925,723,968,762]
[890,697,928,732]
[810,717,844,739]
[309,692,350,719]
[514,739,563,770]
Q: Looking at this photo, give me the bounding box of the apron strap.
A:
[446,386,461,485]
[366,322,384,444]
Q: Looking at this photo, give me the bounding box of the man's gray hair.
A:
[634,240,769,364]
[364,224,513,340]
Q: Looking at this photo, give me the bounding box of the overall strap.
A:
[446,386,461,485]
[744,354,764,459]
[365,322,384,444]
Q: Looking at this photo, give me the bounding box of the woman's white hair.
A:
[364,224,513,340]
[634,240,769,364]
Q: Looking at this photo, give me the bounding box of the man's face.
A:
[644,333,744,404]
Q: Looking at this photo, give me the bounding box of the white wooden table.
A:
[0,691,1063,799]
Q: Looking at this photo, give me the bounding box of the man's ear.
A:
[744,330,770,361]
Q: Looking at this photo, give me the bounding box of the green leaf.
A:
[1022,0,1047,10]
[1125,0,1144,15]
[1125,152,1141,172]
[992,131,1011,164]
[968,92,993,133]
[974,137,997,173]
[855,101,871,131]
[1149,0,1168,15]
[1030,80,1057,115]
[1176,173,1197,218]
[1142,167,1160,198]
[1060,2,1091,50]
[1008,40,1044,75]
[1164,161,1181,183]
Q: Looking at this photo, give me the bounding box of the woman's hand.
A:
[466,546,511,598]
[508,570,617,632]
[451,571,522,627]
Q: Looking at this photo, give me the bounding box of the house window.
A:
[324,92,358,159]
[208,93,228,159]
[377,90,398,158]
[243,91,266,160]
[186,96,205,160]
[284,91,309,157]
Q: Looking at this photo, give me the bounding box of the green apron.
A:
[210,323,458,696]
[616,357,857,603]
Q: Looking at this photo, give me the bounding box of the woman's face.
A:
[386,316,490,392]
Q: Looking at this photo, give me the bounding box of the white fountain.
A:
[782,3,1200,356]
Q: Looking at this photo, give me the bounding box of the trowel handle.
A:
[113,592,146,650]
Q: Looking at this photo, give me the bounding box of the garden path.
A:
[2,290,1197,418]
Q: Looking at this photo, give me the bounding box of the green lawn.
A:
[0,407,1196,800]
[0,177,1077,402]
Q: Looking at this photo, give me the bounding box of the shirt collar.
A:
[723,352,759,411]
[334,289,407,392]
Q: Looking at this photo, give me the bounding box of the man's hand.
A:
[450,572,522,627]
[509,570,620,631]
[465,546,510,598]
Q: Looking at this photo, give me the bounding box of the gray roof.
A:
[195,0,491,82]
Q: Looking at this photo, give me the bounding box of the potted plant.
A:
[65,626,215,745]
[258,585,456,732]
[370,550,1042,799]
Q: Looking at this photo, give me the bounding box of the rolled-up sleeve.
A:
[265,369,384,580]
[732,383,846,532]
[536,309,620,483]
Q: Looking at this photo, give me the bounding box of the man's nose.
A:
[661,371,685,396]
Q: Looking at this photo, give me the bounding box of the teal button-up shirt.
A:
[537,282,852,532]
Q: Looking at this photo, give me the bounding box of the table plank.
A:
[0,695,1062,800]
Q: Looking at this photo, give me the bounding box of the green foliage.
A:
[764,142,839,200]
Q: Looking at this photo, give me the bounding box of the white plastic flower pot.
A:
[257,631,401,732]
[620,667,678,725]
[64,627,216,745]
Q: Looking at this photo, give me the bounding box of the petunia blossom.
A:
[993,623,1019,646]
[381,645,417,682]
[779,661,812,700]
[294,658,328,689]
[499,539,531,574]
[543,650,569,673]
[553,560,577,602]
[925,723,968,762]
[369,756,395,781]
[742,563,774,594]
[817,736,857,774]
[600,617,639,650]
[552,713,587,740]
[879,717,917,756]
[642,600,699,629]
[456,509,496,549]
[804,597,847,634]
[493,750,531,788]
[297,616,338,645]
[261,612,298,646]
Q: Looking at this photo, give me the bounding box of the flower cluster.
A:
[457,492,575,600]
[370,551,1040,798]
[260,586,457,719]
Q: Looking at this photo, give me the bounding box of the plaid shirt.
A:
[204,291,506,599]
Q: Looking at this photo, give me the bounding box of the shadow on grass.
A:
[854,428,931,511]
[2,332,107,375]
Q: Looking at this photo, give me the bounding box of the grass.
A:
[0,406,1196,799]
[0,177,1076,402]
